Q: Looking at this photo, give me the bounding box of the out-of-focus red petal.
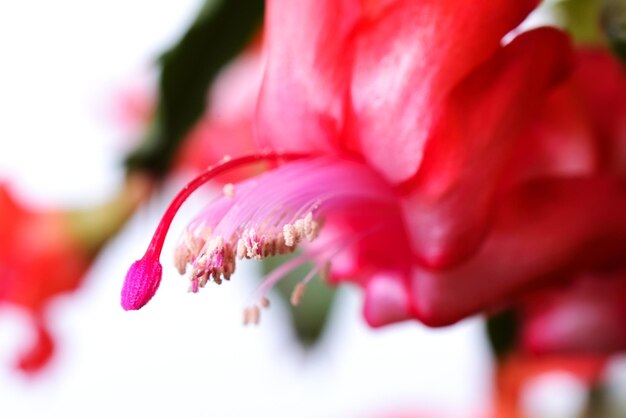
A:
[501,81,598,187]
[15,318,54,374]
[573,49,626,175]
[2,210,89,311]
[401,28,572,268]
[408,177,626,327]
[521,271,626,354]
[350,0,540,183]
[256,0,361,153]
[502,48,626,186]
[0,183,91,373]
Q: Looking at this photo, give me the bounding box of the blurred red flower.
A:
[0,184,90,373]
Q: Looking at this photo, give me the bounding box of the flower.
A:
[0,183,90,373]
[1,174,152,374]
[122,1,603,329]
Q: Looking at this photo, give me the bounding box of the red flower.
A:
[0,184,90,373]
[123,1,624,333]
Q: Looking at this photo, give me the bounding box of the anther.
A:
[246,305,260,325]
[290,282,306,306]
[189,278,199,293]
[283,223,298,247]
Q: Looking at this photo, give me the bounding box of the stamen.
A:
[290,282,306,306]
[243,306,260,326]
[174,230,205,275]
[120,152,310,310]
[290,260,329,306]
[243,225,383,320]
[283,212,320,247]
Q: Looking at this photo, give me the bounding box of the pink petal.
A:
[401,28,572,268]
[521,271,626,354]
[350,0,540,183]
[363,271,411,327]
[256,0,361,152]
[408,177,626,327]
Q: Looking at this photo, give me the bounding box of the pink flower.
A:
[122,1,623,331]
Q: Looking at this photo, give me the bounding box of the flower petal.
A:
[15,318,54,374]
[256,0,361,152]
[521,271,626,354]
[363,271,412,327]
[350,0,541,182]
[573,49,626,176]
[401,28,572,268]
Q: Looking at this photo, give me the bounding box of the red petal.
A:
[256,0,361,152]
[408,177,626,327]
[15,318,54,374]
[573,49,626,175]
[363,271,411,327]
[401,28,572,268]
[521,271,626,354]
[501,81,598,187]
[350,0,541,183]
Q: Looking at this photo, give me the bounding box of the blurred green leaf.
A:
[262,254,337,348]
[485,309,519,359]
[602,0,626,63]
[554,0,604,45]
[126,0,264,177]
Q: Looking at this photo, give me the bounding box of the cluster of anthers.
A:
[173,181,322,324]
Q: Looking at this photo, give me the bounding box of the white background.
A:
[0,2,495,417]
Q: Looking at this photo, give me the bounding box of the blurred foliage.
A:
[126,0,264,177]
[602,0,626,63]
[486,309,519,359]
[262,253,337,348]
[554,0,604,44]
